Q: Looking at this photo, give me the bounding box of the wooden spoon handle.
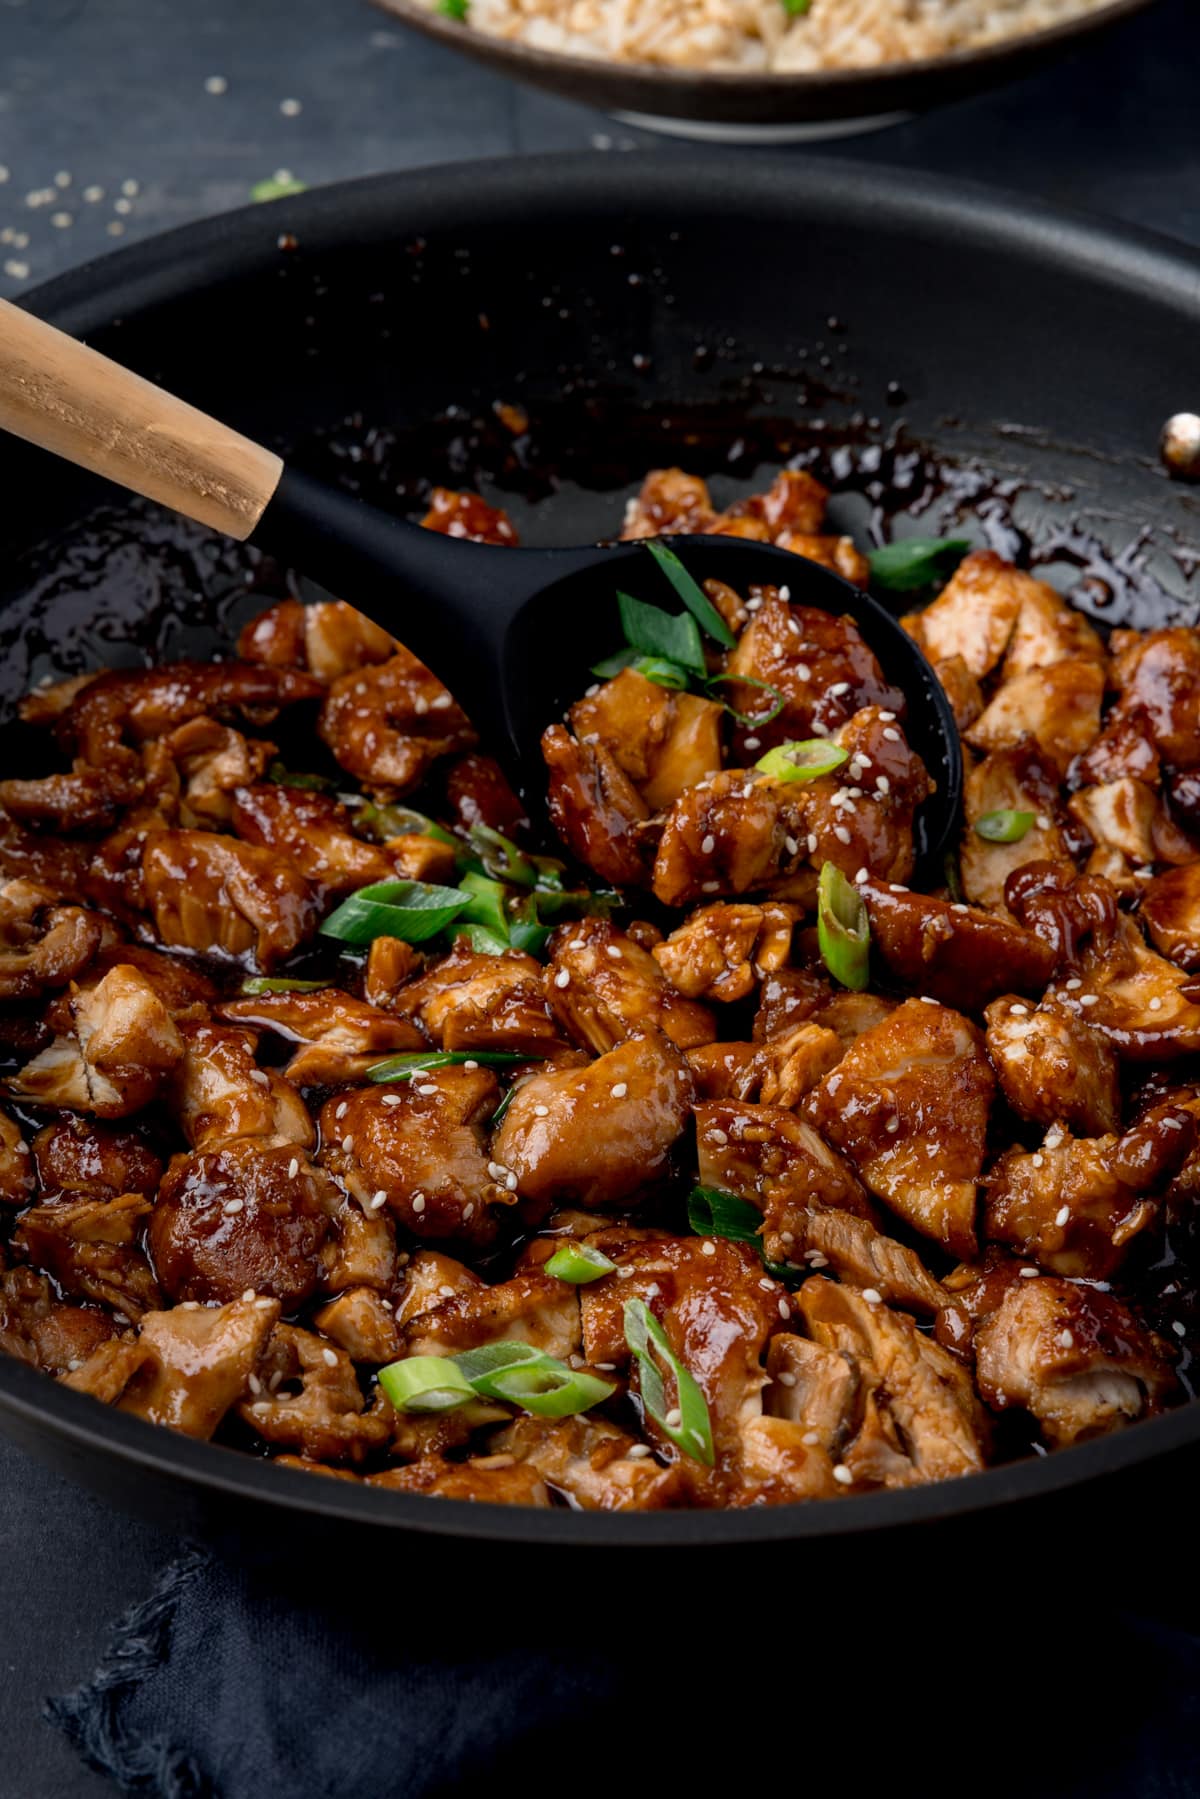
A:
[0,296,283,539]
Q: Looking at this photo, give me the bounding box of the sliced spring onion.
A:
[645,540,737,649]
[357,801,458,847]
[320,879,469,945]
[267,760,336,792]
[239,975,329,995]
[458,871,510,940]
[943,849,964,903]
[437,0,469,16]
[544,1241,617,1284]
[867,536,970,594]
[466,823,565,893]
[974,808,1036,844]
[506,894,552,958]
[756,739,849,782]
[250,174,307,203]
[687,1186,765,1247]
[454,1341,616,1419]
[617,590,706,677]
[781,0,811,12]
[623,1298,714,1466]
[818,860,871,992]
[630,654,692,690]
[453,922,511,957]
[706,672,788,728]
[488,1080,524,1129]
[366,1049,534,1083]
[591,648,637,679]
[378,1356,475,1414]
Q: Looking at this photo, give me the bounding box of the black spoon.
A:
[0,296,960,863]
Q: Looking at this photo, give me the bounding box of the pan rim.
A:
[4,150,1200,1544]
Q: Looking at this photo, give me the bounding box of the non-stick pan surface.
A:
[1,155,1199,1562]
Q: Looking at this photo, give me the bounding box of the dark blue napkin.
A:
[43,1531,1200,1799]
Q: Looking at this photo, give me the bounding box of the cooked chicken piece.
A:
[775,532,870,589]
[975,1277,1175,1445]
[686,1040,760,1100]
[311,1286,401,1363]
[0,877,106,1000]
[496,1413,683,1510]
[721,592,904,758]
[621,467,718,539]
[238,597,398,680]
[171,1020,312,1151]
[818,990,900,1047]
[18,670,100,727]
[363,936,421,1009]
[441,751,526,839]
[319,1067,513,1246]
[764,1333,860,1457]
[367,1458,551,1505]
[230,783,398,895]
[15,1192,160,1318]
[800,1211,946,1314]
[89,943,217,1015]
[1107,626,1200,769]
[217,989,424,1087]
[542,723,655,890]
[403,1269,580,1361]
[580,1234,783,1499]
[66,1295,281,1439]
[652,769,803,908]
[752,965,831,1038]
[1003,575,1108,679]
[790,706,933,890]
[386,939,562,1057]
[799,1277,988,1485]
[381,832,459,884]
[1069,778,1194,873]
[238,1323,390,1463]
[1045,910,1200,1061]
[160,716,274,827]
[32,1115,161,1203]
[749,1022,845,1109]
[0,764,135,832]
[1071,707,1160,789]
[319,1197,397,1295]
[903,550,1024,677]
[1143,863,1200,970]
[695,1097,876,1233]
[860,878,1055,1008]
[804,998,993,1258]
[967,658,1105,777]
[546,918,715,1054]
[930,655,984,733]
[142,830,318,969]
[0,815,91,894]
[983,996,1118,1136]
[393,1248,483,1328]
[420,486,517,546]
[730,468,831,540]
[652,902,795,1005]
[150,1140,337,1307]
[982,1113,1182,1280]
[0,1266,116,1374]
[318,647,476,794]
[0,1111,33,1206]
[493,1031,694,1211]
[568,668,723,811]
[960,744,1067,910]
[12,964,184,1119]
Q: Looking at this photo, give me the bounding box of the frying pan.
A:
[1,154,1199,1567]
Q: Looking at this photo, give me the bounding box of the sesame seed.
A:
[834,825,852,845]
[833,1465,854,1486]
[242,1289,257,1302]
[802,1430,820,1446]
[487,1162,507,1180]
[1149,997,1163,1012]
[829,681,851,697]
[412,1195,426,1214]
[506,1172,518,1190]
[247,1373,262,1395]
[381,1093,403,1107]
[701,1241,717,1257]
[919,995,939,1006]
[785,836,799,856]
[1010,1004,1028,1017]
[627,1444,652,1459]
[0,168,8,183]
[806,1251,829,1267]
[778,1298,791,1320]
[463,1060,478,1070]
[554,970,570,988]
[121,178,139,196]
[3,259,29,279]
[280,97,303,116]
[1055,1206,1070,1226]
[1019,1266,1039,1279]
[795,663,812,682]
[463,1203,475,1220]
[222,1198,245,1216]
[417,1083,438,1096]
[1032,1154,1044,1168]
[287,1157,299,1179]
[321,1347,339,1367]
[743,737,760,752]
[342,1136,354,1151]
[605,943,623,959]
[861,1288,882,1305]
[1036,814,1051,830]
[708,1127,728,1145]
[1057,1330,1074,1349]
[811,721,829,737]
[205,74,228,93]
[180,1301,200,1311]
[854,867,869,885]
[807,833,819,853]
[1065,977,1082,991]
[778,586,791,601]
[1172,1320,1187,1337]
[777,1372,797,1387]
[533,1104,550,1117]
[113,197,133,215]
[875,775,890,795]
[50,211,72,229]
[1079,994,1099,1007]
[882,727,900,743]
[758,1277,774,1292]
[665,1407,683,1428]
[370,1190,388,1210]
[335,1101,348,1119]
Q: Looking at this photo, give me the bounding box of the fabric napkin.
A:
[45,1534,1200,1799]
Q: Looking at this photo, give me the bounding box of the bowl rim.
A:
[4,149,1200,1545]
[372,0,1154,97]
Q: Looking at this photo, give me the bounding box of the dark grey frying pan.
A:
[1,154,1198,1566]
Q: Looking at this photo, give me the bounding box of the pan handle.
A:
[0,295,283,539]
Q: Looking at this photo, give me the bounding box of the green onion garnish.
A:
[453,923,511,957]
[378,1356,475,1414]
[357,801,458,847]
[366,1049,535,1083]
[623,1297,714,1466]
[453,1341,616,1419]
[458,870,510,941]
[437,0,468,17]
[706,673,788,728]
[756,739,849,782]
[630,655,692,690]
[781,0,811,13]
[944,849,964,902]
[818,861,871,992]
[267,760,336,793]
[250,175,308,203]
[617,590,706,677]
[974,809,1036,843]
[645,541,736,650]
[866,536,970,594]
[465,823,564,893]
[239,975,330,995]
[320,879,469,945]
[544,1242,617,1284]
[687,1186,765,1248]
[591,648,637,679]
[506,894,552,958]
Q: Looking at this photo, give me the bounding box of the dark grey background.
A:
[0,0,1197,1792]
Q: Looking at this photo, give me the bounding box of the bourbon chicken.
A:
[0,461,1195,1515]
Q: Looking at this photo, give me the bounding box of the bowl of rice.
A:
[374,0,1154,137]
